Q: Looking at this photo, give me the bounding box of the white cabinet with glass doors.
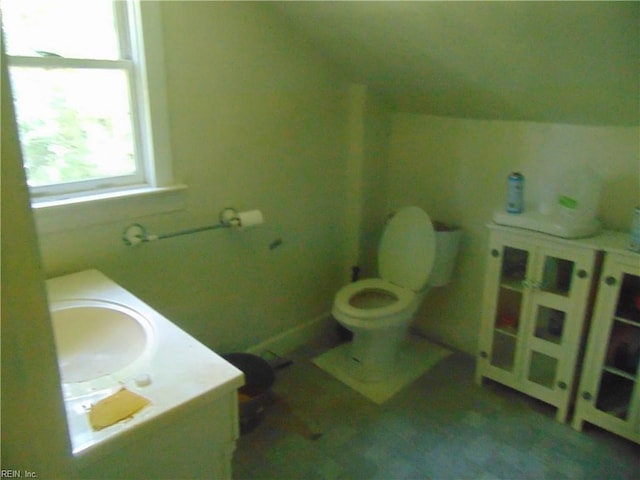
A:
[475,224,600,422]
[572,241,640,444]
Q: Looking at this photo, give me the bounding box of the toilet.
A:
[331,206,461,383]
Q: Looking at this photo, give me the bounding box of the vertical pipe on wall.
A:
[342,84,368,281]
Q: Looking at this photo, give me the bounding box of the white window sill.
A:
[32,184,188,234]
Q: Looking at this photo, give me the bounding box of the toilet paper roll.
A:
[236,209,264,229]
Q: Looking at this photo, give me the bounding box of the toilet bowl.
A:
[332,206,460,383]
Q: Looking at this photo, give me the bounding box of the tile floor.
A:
[232,334,639,480]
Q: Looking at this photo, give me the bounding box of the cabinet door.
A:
[477,231,596,422]
[520,244,595,417]
[575,255,640,442]
[477,235,535,386]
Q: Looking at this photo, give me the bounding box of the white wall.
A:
[388,114,640,354]
[35,2,351,352]
[1,43,74,476]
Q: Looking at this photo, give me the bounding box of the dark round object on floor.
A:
[223,353,275,434]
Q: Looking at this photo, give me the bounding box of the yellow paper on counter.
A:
[89,387,151,431]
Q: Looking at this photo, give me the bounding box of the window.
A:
[1,0,183,230]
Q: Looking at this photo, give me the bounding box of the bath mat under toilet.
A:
[312,335,451,404]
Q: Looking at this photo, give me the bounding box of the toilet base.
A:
[346,326,407,383]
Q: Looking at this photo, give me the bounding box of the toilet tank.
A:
[429,227,462,287]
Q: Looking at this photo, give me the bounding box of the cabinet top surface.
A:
[487,223,639,258]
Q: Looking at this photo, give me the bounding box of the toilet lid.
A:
[378,206,436,291]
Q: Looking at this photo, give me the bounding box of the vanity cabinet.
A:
[572,248,640,444]
[76,392,240,479]
[475,225,599,422]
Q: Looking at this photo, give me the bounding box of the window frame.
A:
[8,56,149,198]
[3,0,185,232]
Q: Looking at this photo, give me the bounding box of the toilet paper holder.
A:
[122,207,262,246]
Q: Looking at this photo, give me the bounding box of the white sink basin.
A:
[50,300,154,383]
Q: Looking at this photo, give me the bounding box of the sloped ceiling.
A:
[272,1,639,126]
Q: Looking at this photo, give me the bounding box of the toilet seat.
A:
[333,278,415,322]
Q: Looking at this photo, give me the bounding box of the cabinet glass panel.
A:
[595,372,634,420]
[490,246,527,373]
[534,305,566,344]
[540,255,574,296]
[605,320,640,378]
[527,351,558,388]
[615,273,640,324]
[494,288,522,335]
[500,247,528,287]
[490,331,516,372]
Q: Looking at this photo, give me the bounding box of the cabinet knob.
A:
[581,391,592,401]
[605,276,617,286]
[491,249,500,258]
[479,351,488,359]
[576,269,588,279]
[557,381,567,390]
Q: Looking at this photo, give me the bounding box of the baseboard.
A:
[246,312,333,358]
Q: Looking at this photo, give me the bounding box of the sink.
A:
[46,269,244,458]
[50,300,154,383]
